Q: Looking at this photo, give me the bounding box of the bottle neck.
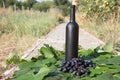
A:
[70,5,75,22]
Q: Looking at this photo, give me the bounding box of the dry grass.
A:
[0,8,59,75]
[0,7,13,14]
[76,11,120,51]
[0,34,38,74]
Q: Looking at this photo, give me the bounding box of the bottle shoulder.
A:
[66,21,79,27]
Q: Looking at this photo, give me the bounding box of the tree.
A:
[1,0,7,8]
[16,1,23,10]
[54,0,70,6]
[32,1,53,12]
[8,0,17,11]
[53,0,70,16]
[8,0,17,5]
[0,0,2,7]
[23,0,37,10]
[0,0,17,9]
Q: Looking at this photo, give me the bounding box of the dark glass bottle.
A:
[65,5,79,61]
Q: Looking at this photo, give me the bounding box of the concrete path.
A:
[3,22,104,77]
[21,22,104,59]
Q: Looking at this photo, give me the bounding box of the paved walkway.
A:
[22,22,104,59]
[3,22,104,76]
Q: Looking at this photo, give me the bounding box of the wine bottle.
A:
[65,5,79,61]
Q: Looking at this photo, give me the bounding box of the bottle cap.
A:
[72,0,77,5]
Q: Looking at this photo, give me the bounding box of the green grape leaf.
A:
[43,44,65,59]
[40,46,54,58]
[44,74,66,80]
[103,43,113,52]
[98,52,112,58]
[9,70,34,80]
[90,66,108,77]
[13,68,32,78]
[94,56,120,65]
[108,56,120,65]
[31,57,38,62]
[34,60,46,67]
[34,67,50,80]
[19,61,35,69]
[95,73,113,80]
[44,44,58,58]
[113,76,120,80]
[78,76,91,80]
[78,49,93,56]
[96,56,120,65]
[55,60,61,67]
[97,65,120,74]
[113,74,120,80]
[41,58,57,66]
[20,59,28,63]
[95,57,109,65]
[49,65,57,72]
[94,46,101,53]
[6,53,20,65]
[44,76,62,80]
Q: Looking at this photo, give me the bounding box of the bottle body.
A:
[65,5,79,61]
[65,22,79,61]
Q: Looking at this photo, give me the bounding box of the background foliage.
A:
[53,0,70,16]
[32,1,53,12]
[77,0,120,51]
[79,0,119,21]
[0,0,70,16]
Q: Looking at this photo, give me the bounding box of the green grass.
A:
[0,11,58,38]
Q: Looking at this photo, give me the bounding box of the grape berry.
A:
[60,58,95,76]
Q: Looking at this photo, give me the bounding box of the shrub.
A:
[32,1,53,12]
[53,0,70,16]
[79,0,119,21]
[58,5,70,16]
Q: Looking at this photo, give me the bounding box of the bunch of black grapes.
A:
[60,58,95,76]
